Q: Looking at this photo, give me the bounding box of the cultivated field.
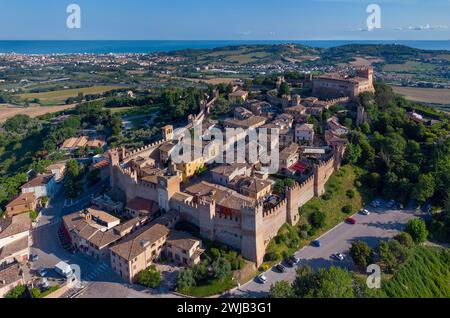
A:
[0,104,76,122]
[18,85,127,104]
[392,86,450,105]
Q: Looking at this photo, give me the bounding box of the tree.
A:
[212,257,232,281]
[405,219,428,243]
[349,241,373,270]
[342,204,353,214]
[310,211,326,229]
[192,261,209,282]
[394,232,414,249]
[278,82,290,97]
[177,269,195,291]
[344,144,362,165]
[5,285,27,298]
[412,173,436,204]
[269,281,295,298]
[137,265,161,289]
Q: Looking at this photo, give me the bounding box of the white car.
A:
[333,253,345,261]
[257,274,268,284]
[361,209,370,216]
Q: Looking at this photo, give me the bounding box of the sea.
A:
[0,40,449,54]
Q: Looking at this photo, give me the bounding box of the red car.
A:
[346,217,357,225]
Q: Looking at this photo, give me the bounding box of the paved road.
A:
[231,207,420,298]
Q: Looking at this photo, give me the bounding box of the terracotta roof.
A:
[233,176,272,194]
[166,231,200,251]
[280,144,300,160]
[5,193,36,209]
[0,214,31,240]
[46,163,66,171]
[0,263,23,288]
[110,224,170,261]
[223,116,267,129]
[126,197,158,216]
[61,136,88,149]
[296,123,314,131]
[21,174,54,189]
[0,236,29,260]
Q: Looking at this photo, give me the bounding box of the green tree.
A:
[310,211,326,229]
[137,265,161,289]
[412,174,436,204]
[405,219,428,243]
[278,82,291,97]
[344,144,362,165]
[213,257,232,281]
[394,232,414,248]
[349,241,373,270]
[177,269,196,291]
[5,285,27,298]
[269,281,295,298]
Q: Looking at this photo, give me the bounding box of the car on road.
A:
[360,209,370,216]
[275,264,286,273]
[386,200,396,209]
[290,255,300,265]
[312,240,321,247]
[29,254,39,262]
[346,217,357,225]
[284,258,295,267]
[37,268,47,277]
[371,199,382,208]
[257,274,268,284]
[333,253,345,261]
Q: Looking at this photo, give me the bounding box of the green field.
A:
[383,61,436,73]
[18,85,127,105]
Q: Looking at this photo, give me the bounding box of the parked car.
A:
[275,264,286,273]
[360,209,370,216]
[387,200,396,209]
[284,258,294,268]
[29,254,39,262]
[257,274,267,284]
[312,240,321,247]
[37,268,47,277]
[333,253,345,261]
[290,255,300,265]
[346,217,357,225]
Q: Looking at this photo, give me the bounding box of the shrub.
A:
[354,180,362,188]
[342,205,353,214]
[210,248,221,260]
[299,231,309,239]
[5,285,27,298]
[307,228,317,237]
[346,189,355,199]
[405,219,428,243]
[310,211,326,229]
[177,269,196,291]
[394,232,414,249]
[259,264,270,272]
[137,265,161,289]
[322,192,332,201]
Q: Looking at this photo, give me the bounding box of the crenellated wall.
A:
[314,155,335,196]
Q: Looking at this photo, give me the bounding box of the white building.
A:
[0,214,32,266]
[21,174,56,199]
[295,123,315,144]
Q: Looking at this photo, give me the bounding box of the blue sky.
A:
[0,0,449,40]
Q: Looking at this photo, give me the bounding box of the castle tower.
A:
[161,125,174,141]
[314,164,326,197]
[156,172,181,212]
[356,105,366,126]
[240,203,265,267]
[198,199,216,241]
[356,67,374,88]
[286,184,300,226]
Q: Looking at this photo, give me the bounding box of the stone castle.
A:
[108,138,345,266]
[312,67,375,99]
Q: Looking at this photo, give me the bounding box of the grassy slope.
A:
[380,247,450,298]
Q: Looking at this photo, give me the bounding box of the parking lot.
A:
[231,205,421,297]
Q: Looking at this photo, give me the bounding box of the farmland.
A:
[392,86,450,108]
[0,104,76,122]
[18,85,128,105]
